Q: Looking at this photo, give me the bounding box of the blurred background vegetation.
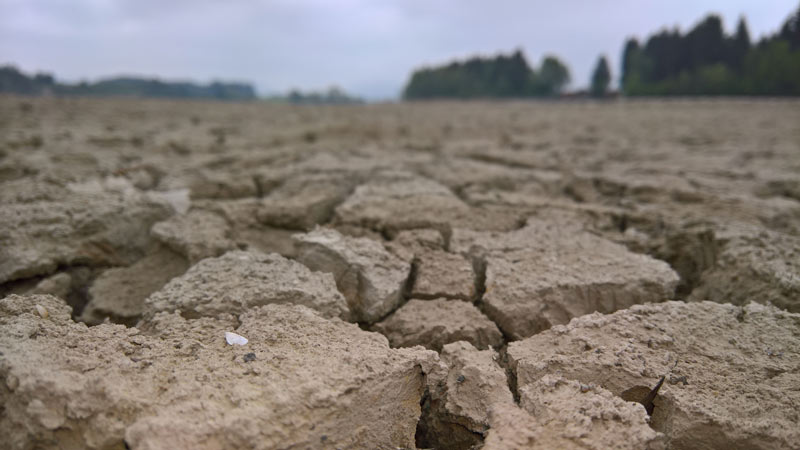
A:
[402,51,570,99]
[403,3,799,99]
[621,5,800,96]
[0,68,257,100]
[2,3,799,100]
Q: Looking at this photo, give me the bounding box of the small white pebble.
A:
[225,332,248,346]
[35,304,49,319]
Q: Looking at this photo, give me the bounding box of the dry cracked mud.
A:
[1,97,800,449]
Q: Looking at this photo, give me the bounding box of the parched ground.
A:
[1,96,799,449]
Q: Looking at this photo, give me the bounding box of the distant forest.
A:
[404,2,800,99]
[622,3,800,95]
[403,51,570,99]
[3,3,798,100]
[0,66,256,100]
[269,86,363,105]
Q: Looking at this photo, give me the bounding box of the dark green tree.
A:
[535,56,571,95]
[621,38,640,86]
[686,15,727,70]
[502,50,533,96]
[643,29,686,81]
[0,65,256,100]
[619,3,800,96]
[590,56,611,97]
[403,50,568,99]
[0,65,55,95]
[778,2,800,49]
[744,40,800,95]
[729,17,752,72]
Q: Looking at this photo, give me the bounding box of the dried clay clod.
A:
[141,250,351,323]
[506,301,800,449]
[0,294,441,449]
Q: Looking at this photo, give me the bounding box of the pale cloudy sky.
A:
[1,0,797,99]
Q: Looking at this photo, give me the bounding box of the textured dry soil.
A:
[1,96,799,449]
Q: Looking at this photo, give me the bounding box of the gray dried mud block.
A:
[195,198,261,228]
[418,157,544,193]
[80,246,189,325]
[195,199,299,257]
[373,299,503,351]
[234,226,299,258]
[633,189,800,237]
[143,250,350,321]
[450,216,585,256]
[563,169,702,206]
[484,247,678,339]
[507,301,800,450]
[334,173,471,233]
[385,228,445,262]
[293,227,410,323]
[257,174,354,230]
[418,341,513,450]
[458,219,679,339]
[412,250,476,301]
[439,342,513,431]
[0,295,439,450]
[484,375,664,450]
[163,168,258,200]
[333,224,386,241]
[0,178,172,283]
[688,225,800,312]
[278,151,397,179]
[151,209,237,264]
[756,176,800,202]
[394,228,445,251]
[28,272,73,299]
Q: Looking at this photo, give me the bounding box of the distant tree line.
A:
[403,50,570,99]
[590,56,612,97]
[0,65,256,100]
[270,86,363,104]
[622,3,800,96]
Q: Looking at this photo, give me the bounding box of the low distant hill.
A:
[0,65,256,100]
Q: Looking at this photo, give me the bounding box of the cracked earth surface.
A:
[1,97,799,449]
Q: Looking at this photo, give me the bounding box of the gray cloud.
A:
[1,0,796,99]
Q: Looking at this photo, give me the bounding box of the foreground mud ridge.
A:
[1,96,799,449]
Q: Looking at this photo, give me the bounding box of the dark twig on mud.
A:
[643,359,679,416]
[642,376,666,416]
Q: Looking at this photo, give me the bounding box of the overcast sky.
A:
[1,0,797,99]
